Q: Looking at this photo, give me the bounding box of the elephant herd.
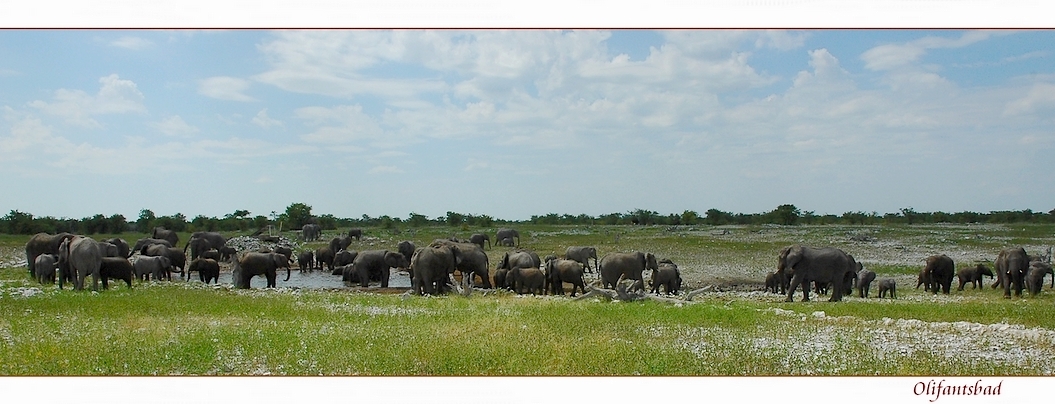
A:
[766,244,1054,302]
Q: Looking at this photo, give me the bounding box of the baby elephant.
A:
[877,278,897,299]
[33,254,59,284]
[188,258,220,284]
[99,257,134,289]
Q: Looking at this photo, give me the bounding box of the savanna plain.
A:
[1,223,1054,375]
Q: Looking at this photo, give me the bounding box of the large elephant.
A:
[468,233,491,250]
[1026,261,1054,296]
[348,228,363,241]
[131,238,173,255]
[922,254,955,294]
[133,255,172,281]
[58,236,103,291]
[33,254,58,284]
[495,228,520,247]
[498,249,543,294]
[98,241,120,258]
[565,246,598,273]
[104,238,131,259]
[301,224,322,241]
[344,250,408,288]
[231,252,292,289]
[956,263,994,291]
[430,239,492,288]
[397,240,416,267]
[332,250,359,275]
[25,232,74,279]
[315,246,336,273]
[855,268,877,298]
[329,236,352,254]
[410,244,458,295]
[184,232,227,260]
[99,257,133,289]
[993,247,1030,298]
[777,245,857,302]
[598,251,658,291]
[187,258,220,284]
[142,244,185,279]
[544,257,586,296]
[152,227,179,248]
[650,259,682,295]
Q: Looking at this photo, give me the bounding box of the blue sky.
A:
[2,29,1054,221]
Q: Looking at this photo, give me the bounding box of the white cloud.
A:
[368,165,403,174]
[153,115,199,136]
[1004,82,1055,116]
[198,76,256,102]
[110,36,154,50]
[252,108,283,128]
[27,74,145,127]
[296,105,386,145]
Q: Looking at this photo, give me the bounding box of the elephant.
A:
[315,246,336,273]
[99,257,133,289]
[218,246,236,262]
[493,266,509,292]
[777,245,857,302]
[274,246,294,264]
[498,237,515,247]
[329,236,352,254]
[1026,261,1054,296]
[200,249,220,261]
[187,258,220,284]
[343,250,408,288]
[184,232,227,260]
[764,272,785,294]
[921,254,955,295]
[410,244,458,295]
[57,236,103,291]
[131,238,173,255]
[956,263,994,291]
[152,227,179,248]
[301,224,322,242]
[332,249,359,274]
[544,257,586,296]
[25,232,74,279]
[104,238,131,259]
[98,241,120,258]
[649,259,682,295]
[348,228,363,241]
[397,240,416,268]
[495,228,520,247]
[231,252,292,289]
[878,278,897,298]
[498,249,544,294]
[565,246,598,274]
[469,233,491,250]
[33,254,58,284]
[598,251,658,292]
[430,239,492,288]
[297,250,315,271]
[855,268,877,298]
[993,247,1030,298]
[133,255,173,281]
[142,244,185,279]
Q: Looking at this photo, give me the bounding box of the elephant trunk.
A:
[284,264,292,282]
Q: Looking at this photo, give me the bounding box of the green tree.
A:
[444,211,465,227]
[281,203,314,229]
[770,204,801,225]
[680,210,699,225]
[136,209,156,233]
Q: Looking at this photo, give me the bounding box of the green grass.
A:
[2,224,1055,375]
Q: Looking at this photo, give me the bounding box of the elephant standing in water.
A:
[344,250,408,288]
[598,251,658,292]
[231,252,292,289]
[777,245,857,302]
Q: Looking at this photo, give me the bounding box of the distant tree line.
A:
[2,203,1054,235]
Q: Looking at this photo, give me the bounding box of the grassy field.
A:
[1,224,1054,375]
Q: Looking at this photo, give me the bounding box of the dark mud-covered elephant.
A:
[922,254,955,295]
[855,268,877,298]
[1026,261,1054,296]
[297,250,315,272]
[777,245,857,302]
[231,252,292,289]
[133,255,172,281]
[993,247,1030,298]
[410,244,458,295]
[25,232,74,279]
[152,227,179,248]
[565,246,598,273]
[315,246,336,273]
[544,257,586,296]
[187,257,220,284]
[58,236,103,291]
[99,257,133,289]
[649,258,682,295]
[599,251,658,292]
[495,228,520,247]
[344,250,408,288]
[956,263,994,291]
[469,233,491,250]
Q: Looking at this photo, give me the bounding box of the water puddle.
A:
[188,267,412,290]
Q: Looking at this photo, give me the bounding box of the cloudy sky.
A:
[2,29,1053,221]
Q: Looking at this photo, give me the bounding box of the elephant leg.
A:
[381,267,390,288]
